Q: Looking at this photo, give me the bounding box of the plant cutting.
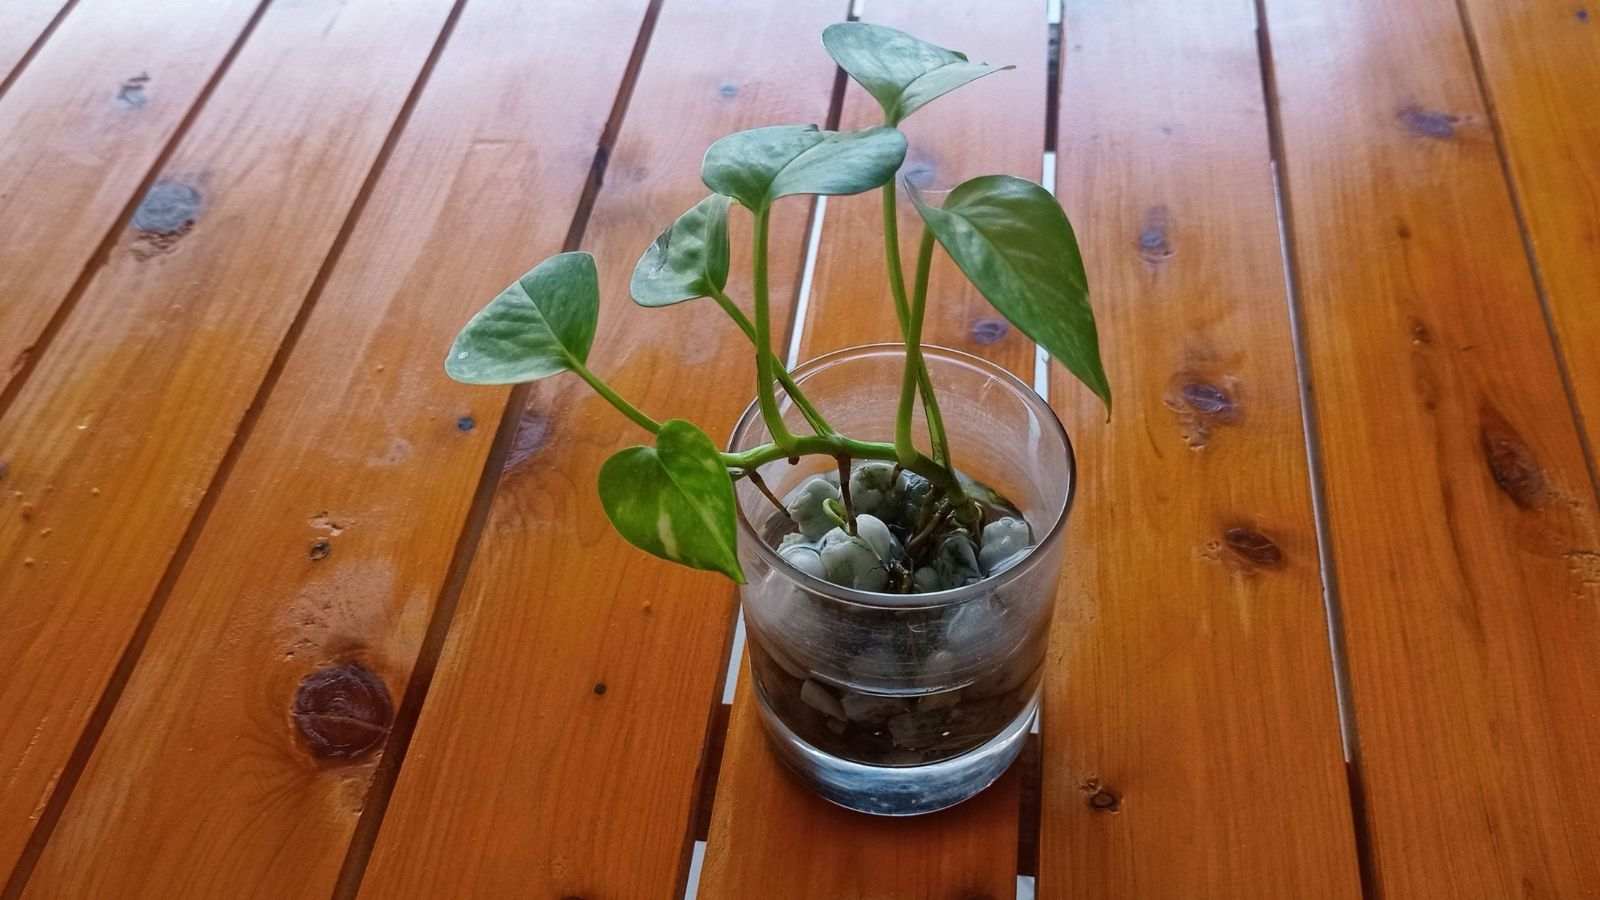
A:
[446,23,1107,814]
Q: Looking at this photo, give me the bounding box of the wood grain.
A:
[0,0,461,889]
[1037,2,1363,895]
[0,0,462,884]
[1265,0,1600,894]
[8,0,653,893]
[1461,0,1600,472]
[0,0,262,397]
[699,3,1047,896]
[354,3,843,897]
[0,0,70,86]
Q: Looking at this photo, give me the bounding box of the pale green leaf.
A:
[598,419,744,582]
[911,175,1111,410]
[701,124,906,212]
[822,22,1012,125]
[630,194,731,307]
[445,251,599,384]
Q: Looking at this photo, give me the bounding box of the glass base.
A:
[754,686,1038,816]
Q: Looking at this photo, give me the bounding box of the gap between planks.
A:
[691,2,1062,892]
[0,0,273,424]
[327,1,670,896]
[0,0,81,102]
[1251,0,1376,896]
[1450,0,1600,511]
[0,2,285,893]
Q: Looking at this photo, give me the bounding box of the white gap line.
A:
[850,0,866,19]
[787,195,828,369]
[1017,874,1038,900]
[723,196,829,705]
[1270,158,1353,764]
[682,839,708,900]
[1033,151,1058,400]
[720,614,746,705]
[1046,0,1062,25]
[1030,710,1041,735]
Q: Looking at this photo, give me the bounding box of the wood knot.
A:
[456,414,476,432]
[116,72,150,108]
[1165,373,1241,449]
[969,318,1009,345]
[308,538,332,561]
[1408,317,1432,345]
[292,663,393,760]
[133,181,202,234]
[1179,381,1231,415]
[593,682,607,695]
[1480,407,1545,509]
[901,155,937,189]
[1137,206,1174,262]
[1078,776,1121,812]
[1397,104,1459,139]
[502,410,552,473]
[1224,527,1284,569]
[1088,788,1121,812]
[131,181,201,259]
[718,83,738,98]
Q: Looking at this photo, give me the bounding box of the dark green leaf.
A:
[445,252,599,384]
[630,194,732,307]
[598,419,745,582]
[910,175,1111,410]
[822,22,1012,125]
[702,124,906,212]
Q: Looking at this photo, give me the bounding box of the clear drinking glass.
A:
[728,344,1075,815]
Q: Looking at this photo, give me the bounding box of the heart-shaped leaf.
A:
[630,194,731,307]
[446,251,599,384]
[598,419,744,582]
[702,124,906,212]
[911,175,1111,410]
[822,22,1012,125]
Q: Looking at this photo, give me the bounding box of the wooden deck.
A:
[2,0,1597,896]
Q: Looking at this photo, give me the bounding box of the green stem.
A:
[894,231,929,464]
[720,435,957,496]
[882,184,954,466]
[709,286,833,436]
[569,358,661,435]
[882,186,912,331]
[752,207,796,453]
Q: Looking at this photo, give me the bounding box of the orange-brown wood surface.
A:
[0,0,459,883]
[0,0,261,396]
[700,2,1045,896]
[1265,0,1600,894]
[1461,0,1600,469]
[355,3,844,896]
[5,1,652,896]
[0,1,69,86]
[3,1,1600,896]
[1038,1,1363,896]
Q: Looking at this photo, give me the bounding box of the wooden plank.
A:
[1036,2,1363,896]
[3,2,652,897]
[354,3,844,896]
[0,0,462,887]
[1460,0,1600,470]
[0,0,263,396]
[1264,0,1600,894]
[0,0,70,86]
[700,3,1046,896]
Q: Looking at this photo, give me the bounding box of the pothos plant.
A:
[446,23,1109,586]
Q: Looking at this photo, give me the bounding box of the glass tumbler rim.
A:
[728,342,1077,610]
